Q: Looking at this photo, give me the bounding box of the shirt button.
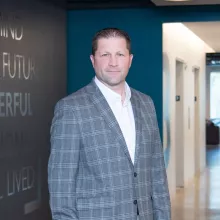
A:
[133,200,137,205]
[134,172,137,177]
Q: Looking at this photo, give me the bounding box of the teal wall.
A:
[67,5,220,134]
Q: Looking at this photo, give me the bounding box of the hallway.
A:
[171,146,220,220]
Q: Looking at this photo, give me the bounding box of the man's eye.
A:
[101,54,108,57]
[118,53,124,56]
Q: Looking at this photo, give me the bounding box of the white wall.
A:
[162,23,215,198]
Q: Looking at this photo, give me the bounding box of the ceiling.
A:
[183,22,220,52]
[152,0,220,6]
[67,0,154,9]
[66,0,220,9]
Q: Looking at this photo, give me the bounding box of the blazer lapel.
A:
[88,80,133,167]
[130,90,143,166]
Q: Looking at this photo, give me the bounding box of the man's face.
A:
[90,37,133,89]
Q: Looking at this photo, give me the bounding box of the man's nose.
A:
[108,55,118,66]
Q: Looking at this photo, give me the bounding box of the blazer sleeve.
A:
[149,98,171,220]
[48,100,80,220]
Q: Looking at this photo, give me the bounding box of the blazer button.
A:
[134,172,137,177]
[133,200,137,205]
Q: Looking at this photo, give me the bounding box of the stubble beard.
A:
[100,72,126,88]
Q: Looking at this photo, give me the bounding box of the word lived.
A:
[0,92,33,117]
[1,52,35,80]
[0,12,23,40]
[0,166,35,200]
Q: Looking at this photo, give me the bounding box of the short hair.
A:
[91,28,131,55]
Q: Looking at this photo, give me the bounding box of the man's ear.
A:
[129,54,133,68]
[90,55,95,68]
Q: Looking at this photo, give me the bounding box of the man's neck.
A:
[107,82,126,104]
[95,77,127,103]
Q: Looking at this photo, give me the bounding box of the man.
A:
[48,28,171,220]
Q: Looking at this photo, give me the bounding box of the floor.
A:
[171,145,220,220]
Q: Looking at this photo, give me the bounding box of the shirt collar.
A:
[94,76,131,106]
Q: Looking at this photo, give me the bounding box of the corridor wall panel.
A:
[0,0,66,219]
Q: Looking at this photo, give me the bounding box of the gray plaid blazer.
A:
[48,79,171,220]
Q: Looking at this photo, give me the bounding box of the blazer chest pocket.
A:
[141,126,153,145]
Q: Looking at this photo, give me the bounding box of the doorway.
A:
[175,59,184,188]
[193,67,200,174]
[210,72,220,119]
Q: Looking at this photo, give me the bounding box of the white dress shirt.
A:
[95,77,136,164]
